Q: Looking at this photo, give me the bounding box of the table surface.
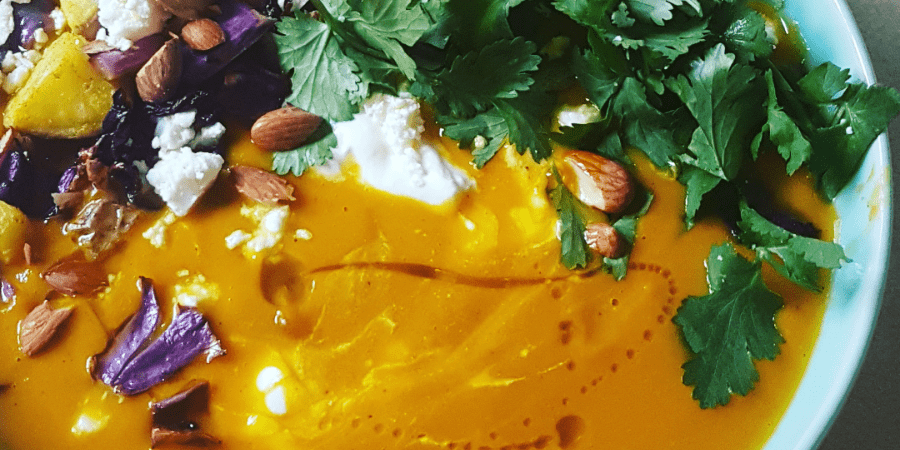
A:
[818,1,900,449]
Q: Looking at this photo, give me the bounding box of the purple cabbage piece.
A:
[181,0,275,86]
[91,277,161,386]
[91,277,224,396]
[114,307,224,396]
[0,0,54,51]
[1,276,14,307]
[90,33,166,80]
[0,148,58,218]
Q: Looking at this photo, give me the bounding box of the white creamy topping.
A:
[326,94,474,206]
[97,0,169,51]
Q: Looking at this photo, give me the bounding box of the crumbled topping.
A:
[142,210,178,248]
[146,149,224,217]
[174,273,220,307]
[96,0,169,51]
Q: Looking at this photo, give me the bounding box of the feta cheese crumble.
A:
[142,210,177,248]
[225,204,289,256]
[96,0,169,51]
[174,273,220,307]
[1,49,41,94]
[0,0,14,47]
[327,94,475,206]
[146,148,224,217]
[152,110,227,154]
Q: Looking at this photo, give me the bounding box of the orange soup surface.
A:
[0,128,831,449]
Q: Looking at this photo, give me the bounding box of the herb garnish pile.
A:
[271,0,900,408]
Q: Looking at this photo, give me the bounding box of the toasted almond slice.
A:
[558,150,634,214]
[584,222,625,259]
[181,18,225,51]
[251,106,323,152]
[42,260,108,296]
[231,165,296,204]
[136,38,183,103]
[18,300,75,356]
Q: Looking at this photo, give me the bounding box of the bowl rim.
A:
[764,0,892,449]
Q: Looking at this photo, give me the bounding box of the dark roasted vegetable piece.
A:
[180,0,276,86]
[151,380,220,448]
[91,277,161,386]
[0,146,58,219]
[114,307,224,395]
[89,33,167,80]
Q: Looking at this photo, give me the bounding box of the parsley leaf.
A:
[673,243,785,409]
[612,77,683,168]
[441,109,508,168]
[669,44,764,181]
[275,15,365,122]
[550,182,590,270]
[737,201,845,291]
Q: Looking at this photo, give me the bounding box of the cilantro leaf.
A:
[737,201,845,291]
[271,124,338,176]
[442,109,509,168]
[552,0,616,28]
[612,77,683,168]
[805,77,900,198]
[626,0,701,26]
[673,243,785,409]
[431,38,542,118]
[550,182,591,269]
[342,0,431,79]
[721,6,773,62]
[753,70,812,174]
[796,62,851,103]
[678,166,720,228]
[605,190,653,279]
[669,44,764,180]
[275,15,364,122]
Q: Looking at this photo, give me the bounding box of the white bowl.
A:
[765,1,890,449]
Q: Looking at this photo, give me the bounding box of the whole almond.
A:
[231,165,295,204]
[181,18,225,51]
[18,300,75,356]
[251,106,323,152]
[136,38,183,103]
[584,222,625,259]
[558,150,634,214]
[42,260,108,296]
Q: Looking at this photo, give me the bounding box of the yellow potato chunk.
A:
[0,200,27,265]
[3,32,115,138]
[59,0,99,35]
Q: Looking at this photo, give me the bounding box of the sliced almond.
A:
[584,222,625,259]
[231,165,296,204]
[18,300,75,356]
[42,260,108,296]
[558,150,634,214]
[136,38,183,103]
[251,106,323,152]
[181,18,225,51]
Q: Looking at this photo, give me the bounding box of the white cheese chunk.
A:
[146,148,223,217]
[327,94,474,206]
[0,0,14,47]
[96,0,169,51]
